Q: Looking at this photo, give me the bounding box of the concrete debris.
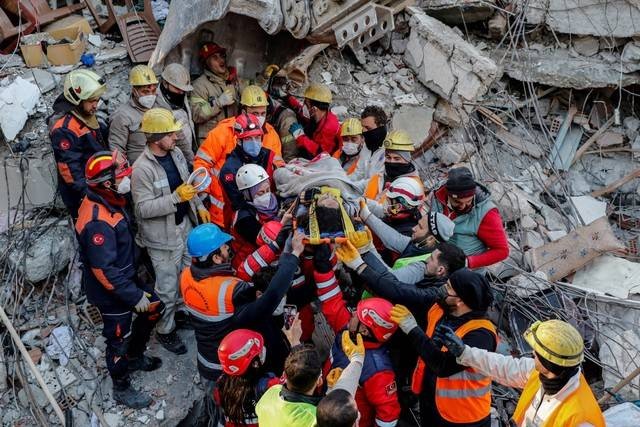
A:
[0,77,41,141]
[45,326,75,366]
[487,182,537,222]
[572,36,599,57]
[545,0,640,37]
[422,0,495,25]
[22,69,58,94]
[404,7,499,106]
[391,106,434,146]
[487,13,508,40]
[573,255,640,299]
[434,141,476,165]
[434,99,464,127]
[603,402,640,426]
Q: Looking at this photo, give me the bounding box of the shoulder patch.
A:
[224,173,234,182]
[60,139,71,150]
[92,233,105,246]
[385,381,397,396]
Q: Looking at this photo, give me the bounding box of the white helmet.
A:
[236,164,269,191]
[386,177,424,207]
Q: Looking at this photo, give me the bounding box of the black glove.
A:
[275,224,292,251]
[434,325,466,358]
[313,244,333,273]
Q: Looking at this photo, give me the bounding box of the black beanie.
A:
[448,268,493,311]
[446,167,477,198]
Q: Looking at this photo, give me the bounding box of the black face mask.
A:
[362,126,387,152]
[385,162,415,180]
[161,83,185,108]
[538,364,579,395]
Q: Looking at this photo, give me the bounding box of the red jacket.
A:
[433,186,509,269]
[289,96,341,157]
[316,269,400,427]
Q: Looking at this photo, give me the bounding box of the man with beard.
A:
[389,269,497,427]
[430,167,508,270]
[358,106,388,184]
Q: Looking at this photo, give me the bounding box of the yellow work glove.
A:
[341,331,365,364]
[390,304,418,334]
[326,368,343,389]
[198,208,211,224]
[347,228,373,254]
[335,241,365,270]
[172,183,197,203]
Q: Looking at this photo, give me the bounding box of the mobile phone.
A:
[283,304,298,330]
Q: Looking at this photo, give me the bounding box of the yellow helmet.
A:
[383,130,414,151]
[524,320,584,367]
[129,65,159,86]
[63,69,106,105]
[241,85,269,107]
[140,108,182,134]
[341,118,363,137]
[304,83,332,103]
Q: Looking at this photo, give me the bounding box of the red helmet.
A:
[356,298,398,342]
[257,221,283,246]
[218,329,265,376]
[85,150,132,188]
[199,43,226,61]
[234,113,263,139]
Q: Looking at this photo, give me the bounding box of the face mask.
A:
[242,137,262,157]
[252,192,274,209]
[256,115,266,128]
[302,104,311,119]
[273,296,286,316]
[342,142,361,156]
[162,85,184,107]
[138,94,156,109]
[362,126,387,151]
[385,162,415,180]
[116,176,131,194]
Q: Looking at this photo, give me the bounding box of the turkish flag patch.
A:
[92,233,105,246]
[385,381,397,396]
[60,139,71,150]
[224,173,234,182]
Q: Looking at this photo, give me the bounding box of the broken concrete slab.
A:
[391,105,434,146]
[0,77,40,141]
[596,130,624,147]
[404,7,499,106]
[572,36,599,57]
[435,142,476,165]
[0,152,58,213]
[573,254,640,298]
[570,195,607,225]
[434,99,464,127]
[546,0,640,38]
[496,49,640,89]
[421,0,495,24]
[603,402,640,427]
[487,182,537,222]
[21,69,58,94]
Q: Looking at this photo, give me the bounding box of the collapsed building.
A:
[0,0,639,425]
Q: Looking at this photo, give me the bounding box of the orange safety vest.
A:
[512,370,605,427]
[411,304,496,424]
[179,268,240,322]
[194,118,284,228]
[333,149,359,175]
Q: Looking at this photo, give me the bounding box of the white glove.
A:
[358,198,372,222]
[216,86,235,107]
[134,293,151,313]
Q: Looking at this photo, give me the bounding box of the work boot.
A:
[112,377,152,409]
[156,330,187,355]
[128,355,162,373]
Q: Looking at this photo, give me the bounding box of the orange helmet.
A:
[356,298,397,342]
[85,150,131,188]
[257,220,283,246]
[233,113,263,139]
[218,329,265,376]
[199,43,226,61]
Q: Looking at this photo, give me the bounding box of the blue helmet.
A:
[187,224,233,258]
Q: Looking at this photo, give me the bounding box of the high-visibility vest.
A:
[333,149,359,175]
[392,253,431,269]
[179,269,240,323]
[512,370,605,427]
[255,385,317,427]
[411,304,496,424]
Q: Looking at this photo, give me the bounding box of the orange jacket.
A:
[194,118,283,228]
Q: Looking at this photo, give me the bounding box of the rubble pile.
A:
[1,0,640,425]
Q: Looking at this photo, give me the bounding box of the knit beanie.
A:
[448,268,493,311]
[387,149,412,163]
[446,167,476,198]
[427,211,455,242]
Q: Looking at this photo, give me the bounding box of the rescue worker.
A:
[256,344,323,426]
[312,243,401,427]
[49,69,108,219]
[229,164,280,270]
[215,329,280,427]
[335,118,364,176]
[266,71,299,161]
[364,130,423,206]
[131,108,209,355]
[75,151,164,409]
[179,224,304,415]
[287,83,341,158]
[439,319,605,427]
[193,86,283,228]
[111,65,190,164]
[219,113,280,234]
[430,167,509,269]
[190,42,241,143]
[156,63,197,157]
[381,176,425,237]
[360,105,388,156]
[389,269,497,427]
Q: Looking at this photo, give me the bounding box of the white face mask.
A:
[273,296,286,316]
[342,142,361,156]
[138,94,156,109]
[257,115,266,128]
[116,176,131,194]
[302,105,311,119]
[253,192,273,209]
